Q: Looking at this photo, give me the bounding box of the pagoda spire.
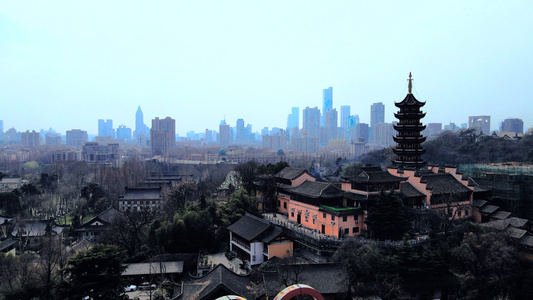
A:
[407,72,413,94]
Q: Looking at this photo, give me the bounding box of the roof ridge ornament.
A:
[408,72,413,94]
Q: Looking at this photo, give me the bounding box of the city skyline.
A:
[1,1,532,135]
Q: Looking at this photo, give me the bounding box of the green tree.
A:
[0,192,21,216]
[62,244,126,300]
[365,191,411,240]
[234,160,259,194]
[333,240,402,299]
[221,188,259,228]
[340,162,362,178]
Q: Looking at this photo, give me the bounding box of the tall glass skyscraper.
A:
[321,87,333,126]
[287,107,299,137]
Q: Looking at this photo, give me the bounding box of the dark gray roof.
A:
[121,187,161,200]
[275,167,313,181]
[11,220,65,237]
[227,214,271,241]
[491,211,512,220]
[287,180,342,199]
[519,234,533,247]
[473,199,488,208]
[419,173,472,195]
[260,226,283,244]
[177,264,255,300]
[400,182,425,198]
[479,205,499,214]
[262,263,348,297]
[347,169,407,184]
[76,207,123,232]
[0,238,18,252]
[506,227,527,239]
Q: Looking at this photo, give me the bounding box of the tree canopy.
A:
[61,244,126,300]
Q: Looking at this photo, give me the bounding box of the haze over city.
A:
[1,1,532,135]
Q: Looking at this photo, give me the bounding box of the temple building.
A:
[393,73,427,169]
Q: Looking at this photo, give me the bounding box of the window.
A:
[323,213,326,218]
[344,228,349,234]
[284,202,287,209]
[291,212,294,217]
[355,219,359,224]
[312,219,315,225]
[465,210,469,216]
[458,210,462,217]
[342,216,347,222]
[331,215,335,221]
[353,227,359,233]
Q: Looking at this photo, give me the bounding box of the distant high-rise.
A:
[0,120,3,133]
[374,122,395,148]
[370,102,385,143]
[468,116,491,135]
[236,119,245,143]
[500,118,523,134]
[424,123,442,139]
[324,109,338,142]
[287,107,299,138]
[219,120,230,146]
[116,125,132,140]
[370,102,385,128]
[45,133,62,146]
[66,129,88,147]
[340,106,350,140]
[303,106,321,138]
[21,130,40,148]
[321,87,333,126]
[98,119,114,138]
[352,123,369,143]
[134,106,149,137]
[150,117,175,156]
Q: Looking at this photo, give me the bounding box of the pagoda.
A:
[393,73,427,169]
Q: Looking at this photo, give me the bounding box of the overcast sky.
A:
[1,1,532,136]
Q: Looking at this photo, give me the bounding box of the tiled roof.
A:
[505,227,527,239]
[0,238,18,252]
[473,200,488,208]
[260,227,283,244]
[348,168,407,184]
[507,217,529,228]
[287,180,342,199]
[263,263,348,297]
[400,182,425,198]
[227,214,271,241]
[11,220,65,237]
[420,173,472,195]
[275,167,312,181]
[519,234,533,247]
[479,205,499,214]
[491,211,512,220]
[121,187,161,200]
[177,264,255,300]
[97,207,123,224]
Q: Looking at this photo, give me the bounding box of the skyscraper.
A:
[500,118,523,134]
[116,125,132,140]
[150,117,175,156]
[468,116,491,135]
[370,102,385,128]
[287,107,299,138]
[219,120,230,146]
[236,119,245,143]
[134,106,149,138]
[324,109,338,142]
[98,119,114,138]
[321,87,333,126]
[303,106,320,138]
[0,120,3,133]
[66,129,88,147]
[370,102,385,143]
[340,105,350,140]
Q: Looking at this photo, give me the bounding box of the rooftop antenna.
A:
[408,72,413,94]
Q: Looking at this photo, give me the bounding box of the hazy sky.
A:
[1,1,532,136]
